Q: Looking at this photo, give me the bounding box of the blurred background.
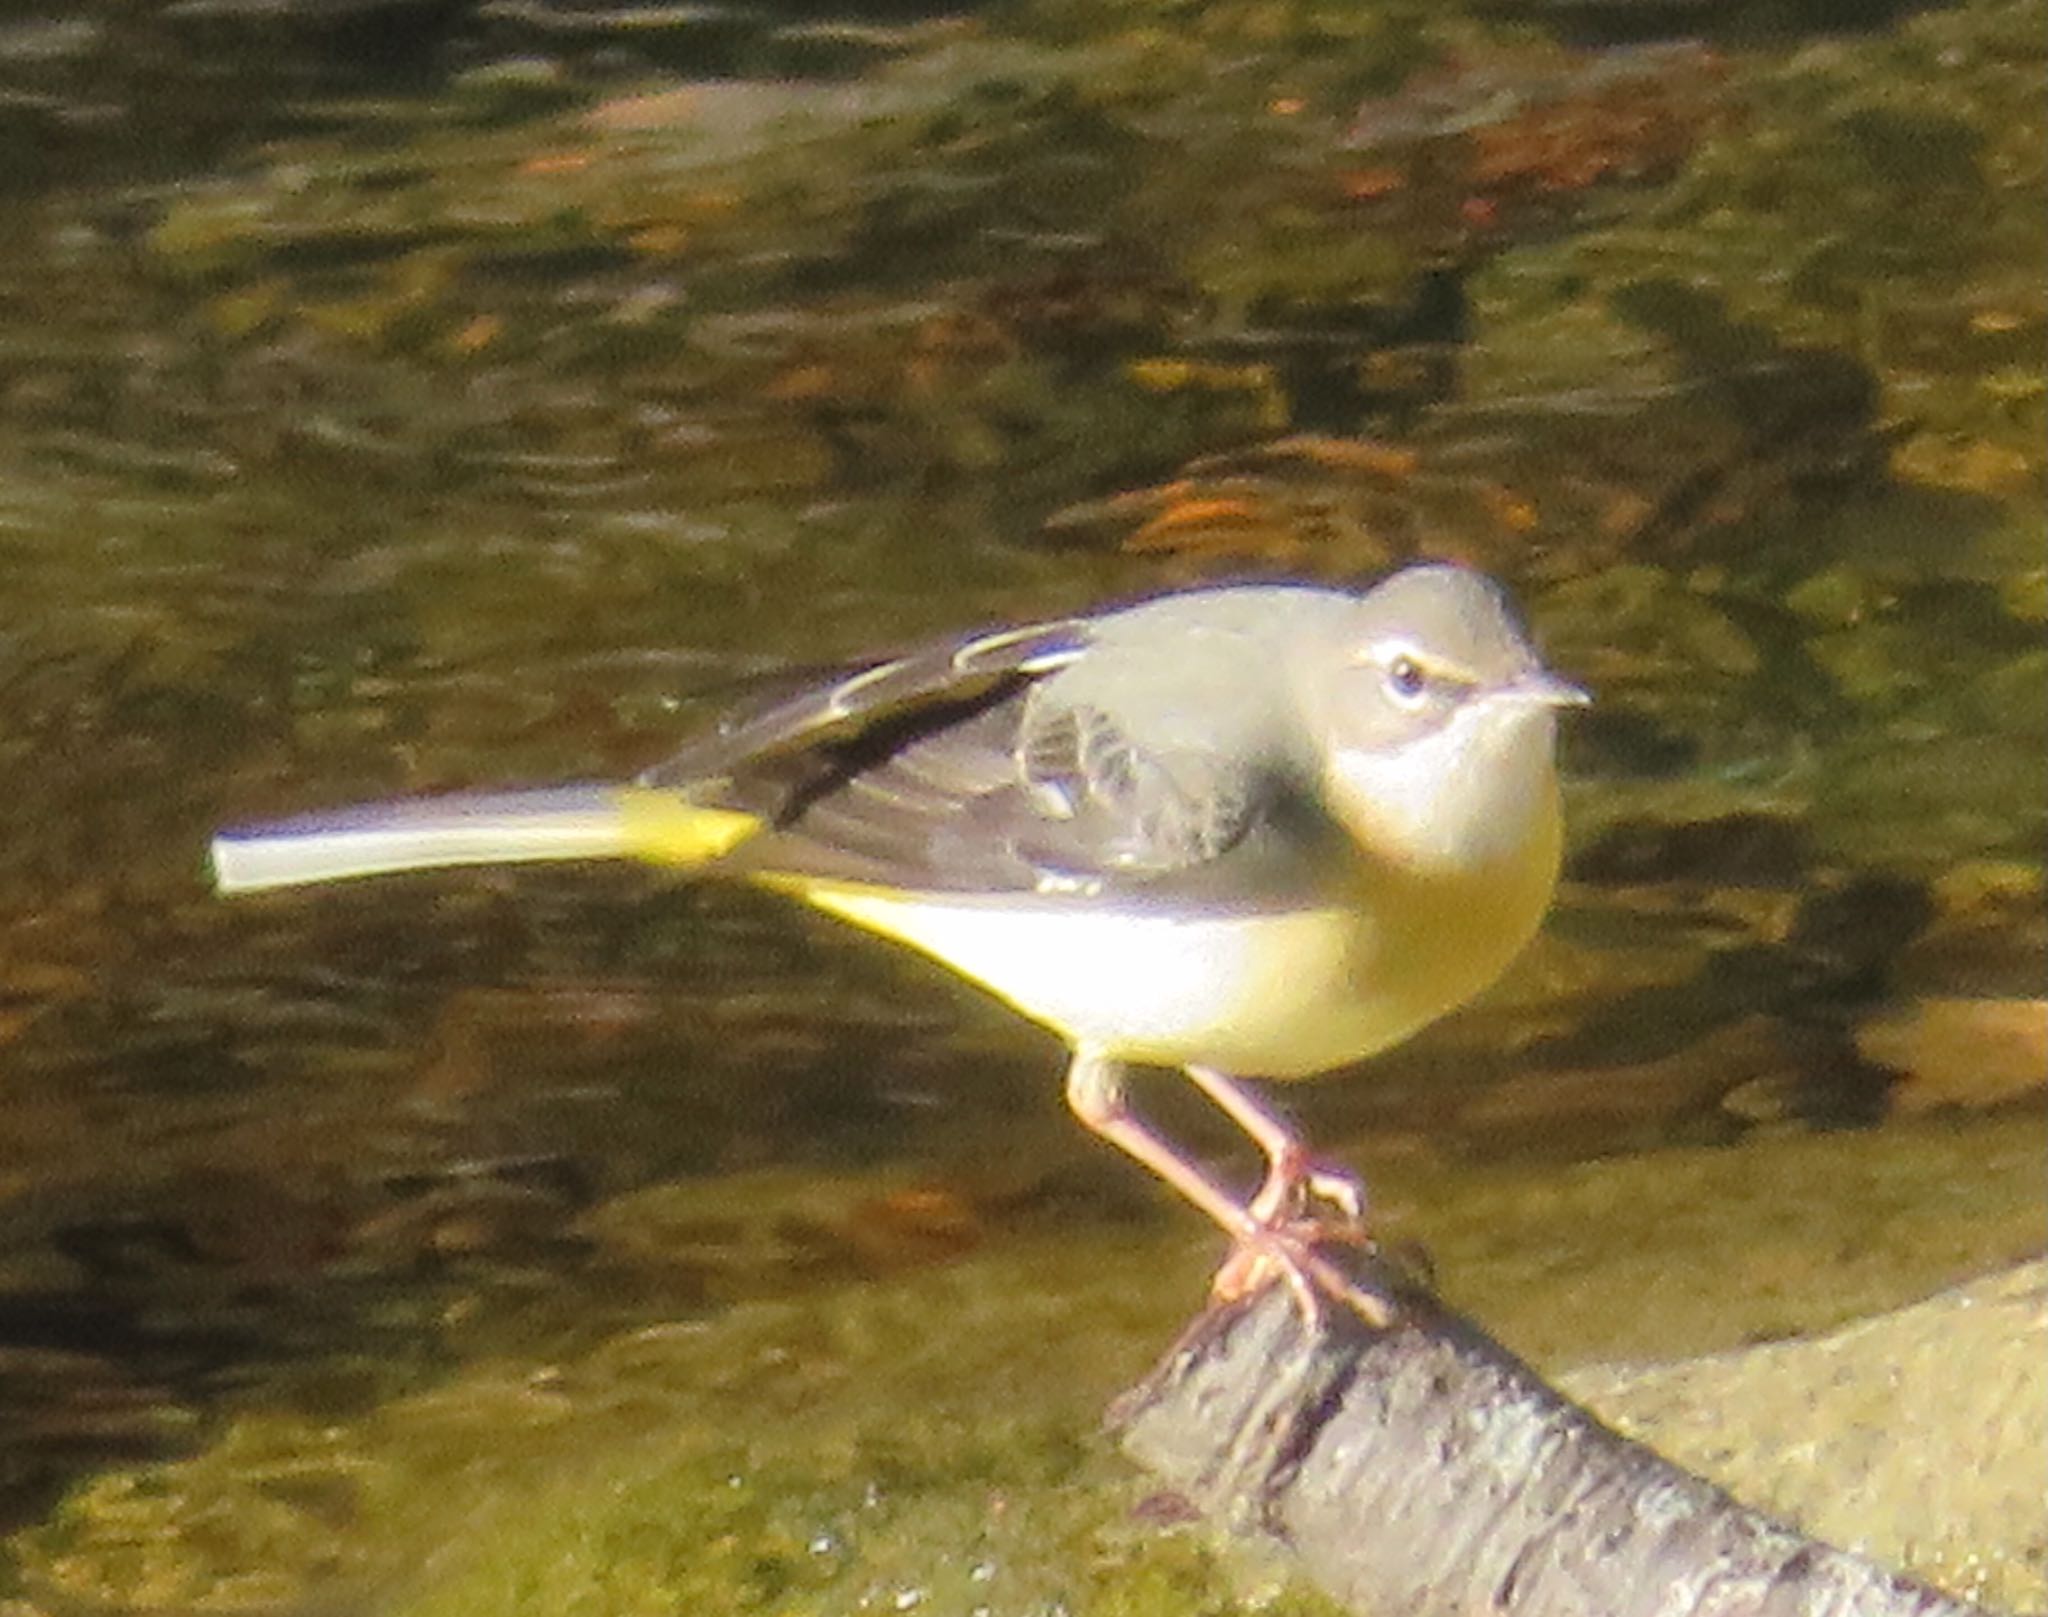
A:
[0,0,2040,1610]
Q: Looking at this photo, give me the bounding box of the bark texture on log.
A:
[1113,1256,1997,1617]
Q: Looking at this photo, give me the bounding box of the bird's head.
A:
[1304,564,1587,876]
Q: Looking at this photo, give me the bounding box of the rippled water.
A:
[0,1,2040,1610]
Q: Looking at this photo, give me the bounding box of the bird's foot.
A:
[1210,1207,1389,1331]
[1246,1141,1369,1232]
[1219,1142,1384,1328]
[1063,1053,1394,1328]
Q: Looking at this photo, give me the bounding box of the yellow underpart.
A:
[758,874,963,954]
[757,843,1559,1078]
[759,873,1399,1074]
[614,786,761,867]
[754,872,921,913]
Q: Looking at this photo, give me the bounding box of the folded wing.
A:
[214,603,1323,904]
[704,612,1315,901]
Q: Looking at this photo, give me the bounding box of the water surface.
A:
[0,0,2040,1609]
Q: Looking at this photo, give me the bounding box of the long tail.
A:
[209,785,761,896]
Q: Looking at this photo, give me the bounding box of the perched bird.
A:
[212,564,1583,1317]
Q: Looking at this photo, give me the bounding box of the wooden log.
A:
[1112,1252,1996,1617]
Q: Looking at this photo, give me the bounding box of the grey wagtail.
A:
[211,564,1585,1315]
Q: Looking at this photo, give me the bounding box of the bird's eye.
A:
[1385,654,1429,703]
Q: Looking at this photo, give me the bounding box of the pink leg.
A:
[1182,1064,1368,1229]
[1065,1052,1389,1327]
[1064,1053,1262,1242]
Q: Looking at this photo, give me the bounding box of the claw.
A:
[1210,1214,1390,1330]
[1246,1140,1369,1230]
[1064,1051,1395,1330]
[1221,1139,1383,1328]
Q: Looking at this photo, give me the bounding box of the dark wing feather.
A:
[654,612,1317,900]
[640,619,1087,818]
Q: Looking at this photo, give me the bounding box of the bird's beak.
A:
[1506,670,1592,708]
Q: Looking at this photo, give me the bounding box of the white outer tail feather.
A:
[209,786,631,895]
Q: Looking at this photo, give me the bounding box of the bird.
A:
[211,563,1584,1320]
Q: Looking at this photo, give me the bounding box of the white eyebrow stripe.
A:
[1352,636,1424,667]
[1353,638,1479,683]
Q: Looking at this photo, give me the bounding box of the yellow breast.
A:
[771,783,1559,1079]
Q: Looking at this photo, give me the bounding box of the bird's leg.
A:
[1064,1051,1265,1246]
[1064,1052,1389,1328]
[1181,1065,1368,1232]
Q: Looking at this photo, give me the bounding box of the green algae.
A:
[15,1112,2040,1616]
